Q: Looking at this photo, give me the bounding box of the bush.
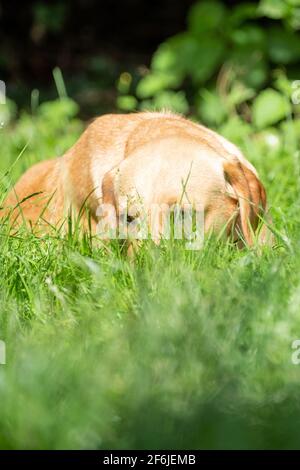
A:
[117,0,300,141]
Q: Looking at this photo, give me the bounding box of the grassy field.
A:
[1,99,300,449]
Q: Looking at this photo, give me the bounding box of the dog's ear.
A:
[102,170,117,208]
[223,160,267,246]
[96,170,118,238]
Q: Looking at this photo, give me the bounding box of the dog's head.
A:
[97,137,271,248]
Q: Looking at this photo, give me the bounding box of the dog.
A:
[1,111,270,246]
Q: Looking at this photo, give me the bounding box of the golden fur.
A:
[1,112,269,245]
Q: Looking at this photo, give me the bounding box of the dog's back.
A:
[2,112,270,244]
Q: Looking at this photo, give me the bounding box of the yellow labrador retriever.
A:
[2,111,269,245]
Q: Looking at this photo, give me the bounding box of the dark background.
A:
[0,0,195,80]
[0,0,242,110]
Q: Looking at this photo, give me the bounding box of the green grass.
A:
[1,100,300,449]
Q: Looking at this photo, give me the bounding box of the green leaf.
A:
[117,72,133,94]
[151,42,179,74]
[193,40,225,83]
[197,90,227,125]
[287,7,300,30]
[38,97,79,122]
[136,72,181,99]
[267,27,300,64]
[255,128,283,155]
[166,33,202,76]
[247,61,269,89]
[152,91,189,114]
[258,0,289,19]
[281,120,300,153]
[116,95,137,112]
[220,116,253,144]
[229,3,259,26]
[231,26,266,48]
[139,99,155,111]
[227,82,256,108]
[188,0,227,36]
[274,71,295,97]
[252,89,291,128]
[230,49,268,89]
[0,99,17,127]
[149,32,225,87]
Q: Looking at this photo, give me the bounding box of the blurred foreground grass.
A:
[1,98,300,449]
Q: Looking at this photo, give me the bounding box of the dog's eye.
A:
[127,214,135,224]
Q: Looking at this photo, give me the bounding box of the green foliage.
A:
[268,26,300,63]
[0,99,17,127]
[197,89,227,126]
[117,0,300,132]
[136,70,181,99]
[253,88,291,128]
[141,91,189,114]
[116,95,138,112]
[1,93,300,449]
[259,0,300,29]
[1,75,300,447]
[187,0,227,35]
[0,96,82,186]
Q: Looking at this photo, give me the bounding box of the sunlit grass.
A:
[1,102,300,449]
